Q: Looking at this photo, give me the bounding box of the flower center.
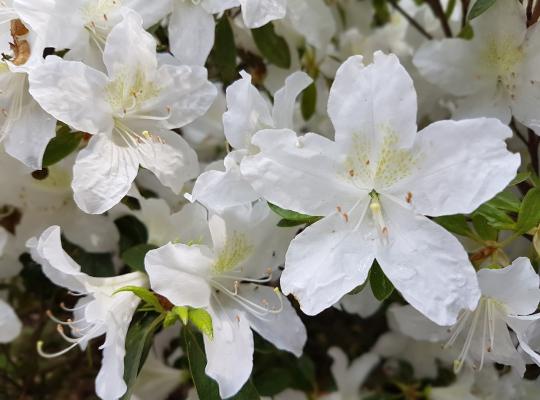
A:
[483,38,524,91]
[83,0,121,48]
[445,297,505,373]
[344,131,417,190]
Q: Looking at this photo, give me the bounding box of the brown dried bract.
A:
[9,19,31,66]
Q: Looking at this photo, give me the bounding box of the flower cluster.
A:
[2,0,540,399]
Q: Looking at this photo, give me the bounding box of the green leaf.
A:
[301,82,317,121]
[472,214,498,241]
[163,311,178,328]
[369,261,394,301]
[189,308,214,339]
[121,313,164,400]
[268,203,322,225]
[114,215,148,253]
[468,0,497,20]
[457,23,474,40]
[434,214,472,237]
[473,203,515,230]
[62,238,115,277]
[121,243,157,272]
[251,23,291,69]
[487,191,521,213]
[517,188,540,233]
[209,16,237,84]
[42,126,84,167]
[511,171,530,186]
[114,286,164,312]
[183,327,261,400]
[173,306,189,325]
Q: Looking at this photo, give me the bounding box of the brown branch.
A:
[389,0,433,40]
[460,0,470,28]
[530,0,540,26]
[425,0,453,37]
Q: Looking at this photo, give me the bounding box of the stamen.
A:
[369,197,388,244]
[37,338,83,358]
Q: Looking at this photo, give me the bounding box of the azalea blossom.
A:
[27,225,148,400]
[390,258,540,376]
[28,10,216,214]
[146,201,305,397]
[320,347,379,400]
[0,3,56,169]
[413,0,540,132]
[241,52,520,325]
[189,70,311,212]
[32,0,171,68]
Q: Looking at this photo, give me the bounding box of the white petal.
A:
[387,118,519,217]
[72,134,140,214]
[377,198,480,326]
[191,154,260,213]
[4,96,56,170]
[28,56,112,134]
[478,258,540,316]
[328,53,417,150]
[327,347,379,398]
[453,87,512,124]
[285,0,336,50]
[239,0,287,28]
[470,0,526,46]
[26,225,87,293]
[338,285,380,319]
[146,243,213,308]
[241,129,361,216]
[201,0,239,14]
[281,206,376,316]
[123,0,172,28]
[103,10,157,80]
[203,303,254,398]
[152,64,217,129]
[95,319,130,400]
[223,71,274,149]
[168,1,215,66]
[0,299,22,343]
[413,39,489,97]
[136,129,199,194]
[272,71,311,130]
[242,284,306,356]
[387,304,450,342]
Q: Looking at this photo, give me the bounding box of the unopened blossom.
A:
[28,11,216,214]
[414,0,540,132]
[28,225,148,400]
[146,201,305,398]
[391,258,540,376]
[241,52,520,325]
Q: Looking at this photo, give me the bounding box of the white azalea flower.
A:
[413,0,540,132]
[189,70,311,212]
[168,0,286,66]
[0,150,119,254]
[146,201,305,398]
[391,258,540,376]
[33,0,171,68]
[373,304,456,379]
[28,10,216,214]
[320,347,379,400]
[241,52,520,325]
[27,225,148,400]
[132,351,184,400]
[337,286,380,319]
[0,2,57,169]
